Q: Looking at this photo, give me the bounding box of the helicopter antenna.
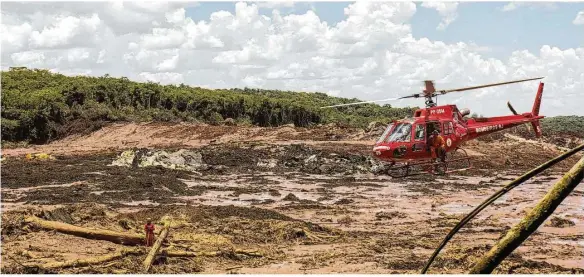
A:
[320,77,544,109]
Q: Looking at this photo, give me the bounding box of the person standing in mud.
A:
[144,218,155,247]
[429,130,446,163]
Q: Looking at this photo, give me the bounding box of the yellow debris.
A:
[25,153,55,161]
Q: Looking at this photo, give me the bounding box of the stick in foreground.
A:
[469,155,584,274]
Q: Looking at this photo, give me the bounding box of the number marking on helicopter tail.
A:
[475,124,504,133]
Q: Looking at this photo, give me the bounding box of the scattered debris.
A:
[375,211,407,220]
[282,193,300,202]
[335,198,354,205]
[546,216,576,228]
[25,153,55,161]
[111,148,209,172]
[2,123,583,274]
[257,159,278,169]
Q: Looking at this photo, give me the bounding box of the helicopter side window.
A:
[443,121,454,135]
[414,124,425,141]
[387,123,412,142]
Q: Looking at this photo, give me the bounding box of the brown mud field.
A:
[1,123,583,274]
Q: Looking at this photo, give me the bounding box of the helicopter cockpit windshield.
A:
[386,123,412,142]
[376,123,395,144]
[377,122,413,143]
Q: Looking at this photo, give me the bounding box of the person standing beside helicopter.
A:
[428,130,446,163]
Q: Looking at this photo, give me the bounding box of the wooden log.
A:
[24,216,144,246]
[469,155,584,274]
[27,248,144,270]
[142,217,171,272]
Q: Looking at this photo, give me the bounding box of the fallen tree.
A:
[24,216,145,246]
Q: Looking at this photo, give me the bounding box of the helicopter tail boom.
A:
[467,82,545,139]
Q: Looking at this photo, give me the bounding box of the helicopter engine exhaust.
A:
[460,108,471,117]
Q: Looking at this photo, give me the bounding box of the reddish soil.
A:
[1,122,582,274]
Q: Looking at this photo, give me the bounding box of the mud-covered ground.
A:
[1,123,583,274]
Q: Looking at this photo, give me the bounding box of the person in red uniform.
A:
[428,130,446,163]
[144,218,155,247]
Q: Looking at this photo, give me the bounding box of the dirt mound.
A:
[1,122,367,157]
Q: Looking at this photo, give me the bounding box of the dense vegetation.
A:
[2,68,581,145]
[540,116,584,137]
[1,68,417,144]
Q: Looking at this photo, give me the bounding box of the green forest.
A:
[1,68,417,143]
[1,67,582,145]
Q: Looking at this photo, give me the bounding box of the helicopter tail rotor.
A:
[506,82,545,138]
[508,100,532,133]
[507,101,518,115]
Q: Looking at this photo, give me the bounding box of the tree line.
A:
[1,68,418,144]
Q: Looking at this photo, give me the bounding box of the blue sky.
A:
[186,1,584,60]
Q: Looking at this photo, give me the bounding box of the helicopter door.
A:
[411,123,426,156]
[426,121,441,136]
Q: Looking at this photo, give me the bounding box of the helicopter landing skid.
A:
[386,148,472,178]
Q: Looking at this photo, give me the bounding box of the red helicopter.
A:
[322,77,545,177]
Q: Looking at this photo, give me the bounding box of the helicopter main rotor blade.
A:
[320,77,543,109]
[320,97,402,108]
[436,77,544,95]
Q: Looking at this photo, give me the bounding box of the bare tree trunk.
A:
[469,156,584,274]
[24,216,144,246]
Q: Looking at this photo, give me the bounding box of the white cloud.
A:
[1,1,583,117]
[501,2,558,12]
[574,11,584,25]
[29,14,103,49]
[255,1,295,9]
[421,1,459,30]
[138,72,184,84]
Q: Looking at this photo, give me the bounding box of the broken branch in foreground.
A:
[24,216,145,246]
